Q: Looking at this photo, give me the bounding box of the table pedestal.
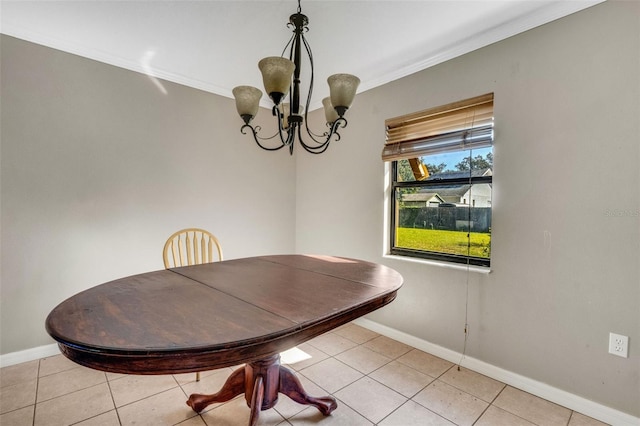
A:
[186,354,337,425]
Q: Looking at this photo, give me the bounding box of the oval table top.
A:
[46,254,403,375]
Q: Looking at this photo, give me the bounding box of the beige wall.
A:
[296,1,639,417]
[0,36,296,354]
[1,0,638,419]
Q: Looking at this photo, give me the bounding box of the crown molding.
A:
[357,0,605,95]
[305,0,604,112]
[0,25,235,99]
[2,0,604,112]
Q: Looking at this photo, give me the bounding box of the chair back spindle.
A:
[163,228,223,269]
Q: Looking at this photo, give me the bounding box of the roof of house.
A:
[422,185,472,198]
[426,168,492,181]
[403,192,445,202]
[402,168,492,201]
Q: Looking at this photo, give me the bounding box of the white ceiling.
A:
[1,0,602,110]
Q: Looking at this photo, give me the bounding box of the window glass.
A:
[391,147,492,266]
[396,147,493,181]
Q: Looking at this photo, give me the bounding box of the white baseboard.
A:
[354,318,639,426]
[0,343,60,368]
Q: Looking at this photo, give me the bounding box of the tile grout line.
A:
[104,373,123,426]
[172,374,202,426]
[478,381,509,424]
[315,329,416,423]
[354,345,500,426]
[32,359,116,426]
[314,329,425,425]
[32,359,41,426]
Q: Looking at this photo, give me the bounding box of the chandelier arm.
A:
[286,123,296,155]
[296,122,330,154]
[273,105,294,147]
[330,117,347,139]
[281,33,296,58]
[324,117,346,145]
[296,117,347,154]
[302,32,314,120]
[240,124,287,151]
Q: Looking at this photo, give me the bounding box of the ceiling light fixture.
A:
[232,0,360,155]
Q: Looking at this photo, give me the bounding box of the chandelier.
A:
[231,0,360,155]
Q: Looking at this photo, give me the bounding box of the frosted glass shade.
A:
[258,57,295,103]
[328,74,360,109]
[232,86,262,120]
[322,97,340,123]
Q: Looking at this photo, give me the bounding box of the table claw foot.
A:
[186,393,215,413]
[186,366,245,413]
[279,366,337,416]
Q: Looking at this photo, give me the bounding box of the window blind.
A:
[382,93,494,162]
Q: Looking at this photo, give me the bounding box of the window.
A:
[383,93,494,267]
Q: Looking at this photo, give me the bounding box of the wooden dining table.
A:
[46,254,403,425]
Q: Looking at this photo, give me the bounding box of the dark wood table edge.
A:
[50,291,398,374]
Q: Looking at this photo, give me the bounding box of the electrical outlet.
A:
[608,333,629,358]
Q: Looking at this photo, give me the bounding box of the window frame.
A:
[389,161,492,267]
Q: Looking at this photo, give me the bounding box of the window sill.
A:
[383,254,492,274]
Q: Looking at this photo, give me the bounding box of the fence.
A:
[398,206,491,232]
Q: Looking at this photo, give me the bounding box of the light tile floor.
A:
[0,324,609,426]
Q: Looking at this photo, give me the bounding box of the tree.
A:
[455,152,493,171]
[426,162,447,175]
[398,160,448,181]
[397,159,415,182]
[396,160,418,207]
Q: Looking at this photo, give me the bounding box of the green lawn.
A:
[396,228,491,258]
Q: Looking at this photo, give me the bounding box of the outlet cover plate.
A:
[608,332,629,358]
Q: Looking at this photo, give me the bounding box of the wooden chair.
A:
[163,228,223,381]
[163,228,223,269]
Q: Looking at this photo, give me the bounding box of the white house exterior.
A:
[401,168,492,207]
